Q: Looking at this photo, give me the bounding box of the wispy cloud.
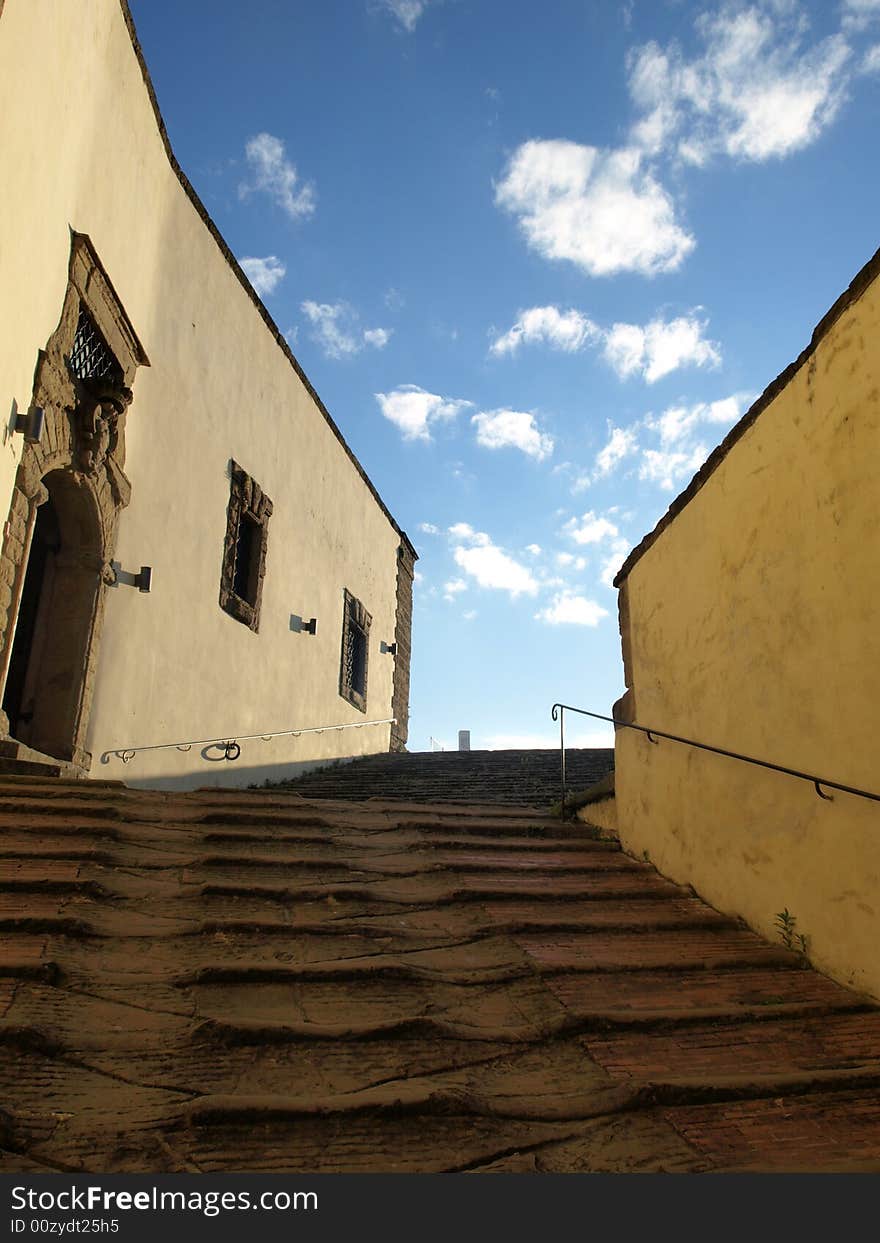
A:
[564,511,621,546]
[495,140,694,277]
[841,0,880,35]
[861,42,880,71]
[594,426,639,478]
[628,6,851,165]
[638,444,710,491]
[471,410,554,461]
[636,394,750,490]
[449,524,539,598]
[239,255,286,298]
[604,314,720,383]
[490,306,600,356]
[301,302,391,359]
[491,305,720,384]
[239,133,315,220]
[376,386,471,441]
[534,591,608,626]
[375,0,429,32]
[443,577,468,602]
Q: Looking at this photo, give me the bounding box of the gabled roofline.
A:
[614,243,880,588]
[114,1,417,563]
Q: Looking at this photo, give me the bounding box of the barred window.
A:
[339,589,371,713]
[68,306,124,387]
[219,462,273,632]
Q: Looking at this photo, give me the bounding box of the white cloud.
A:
[376,385,471,441]
[555,552,586,570]
[525,544,542,556]
[302,302,392,359]
[376,0,428,32]
[599,537,633,589]
[639,444,710,490]
[240,133,316,220]
[450,526,539,597]
[636,393,750,491]
[490,305,721,385]
[646,394,748,446]
[604,314,721,383]
[418,522,440,535]
[443,578,468,601]
[565,511,620,546]
[843,0,880,33]
[471,410,554,461]
[535,591,608,627]
[448,521,487,543]
[861,42,880,71]
[495,139,694,277]
[462,609,478,621]
[595,425,639,477]
[239,255,286,297]
[628,9,851,165]
[490,306,599,356]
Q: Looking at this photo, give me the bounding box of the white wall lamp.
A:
[290,614,317,635]
[14,405,45,445]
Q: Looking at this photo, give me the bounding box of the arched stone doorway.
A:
[0,235,147,767]
[3,472,106,760]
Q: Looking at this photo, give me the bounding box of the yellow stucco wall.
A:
[615,252,880,998]
[0,0,410,787]
[575,795,618,838]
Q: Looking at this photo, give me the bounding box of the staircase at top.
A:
[272,747,614,806]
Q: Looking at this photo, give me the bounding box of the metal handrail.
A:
[551,702,880,815]
[101,717,396,765]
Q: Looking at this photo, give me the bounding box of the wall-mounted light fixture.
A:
[290,614,317,635]
[14,405,45,445]
[380,641,397,655]
[109,561,153,593]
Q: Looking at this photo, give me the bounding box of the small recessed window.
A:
[233,512,261,605]
[219,462,273,631]
[339,589,371,712]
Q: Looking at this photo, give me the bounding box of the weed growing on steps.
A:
[775,907,809,960]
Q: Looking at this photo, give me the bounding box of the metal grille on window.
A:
[344,621,366,696]
[68,307,123,386]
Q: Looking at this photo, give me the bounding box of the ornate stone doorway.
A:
[3,473,106,760]
[0,235,147,766]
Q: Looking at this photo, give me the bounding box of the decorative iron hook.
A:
[814,780,833,801]
[646,730,659,745]
[224,741,241,762]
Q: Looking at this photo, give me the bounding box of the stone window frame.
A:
[219,461,273,632]
[339,589,371,714]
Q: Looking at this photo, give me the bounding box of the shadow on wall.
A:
[100,752,360,792]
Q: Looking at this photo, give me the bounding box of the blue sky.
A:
[130,0,880,751]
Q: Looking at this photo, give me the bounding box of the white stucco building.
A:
[0,0,416,788]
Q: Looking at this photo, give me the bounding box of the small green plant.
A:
[775,907,809,957]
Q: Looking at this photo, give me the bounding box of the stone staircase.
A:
[0,739,84,779]
[2,770,880,1173]
[273,747,615,806]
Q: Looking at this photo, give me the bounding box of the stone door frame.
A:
[0,233,147,766]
